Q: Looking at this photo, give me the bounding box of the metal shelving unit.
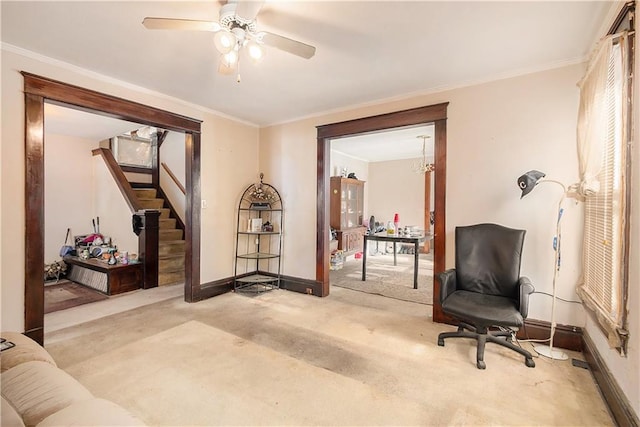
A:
[234,174,283,294]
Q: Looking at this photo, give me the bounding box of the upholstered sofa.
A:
[1,332,144,427]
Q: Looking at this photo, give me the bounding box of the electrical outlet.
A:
[201,200,208,209]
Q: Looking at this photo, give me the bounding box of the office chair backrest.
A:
[455,223,525,298]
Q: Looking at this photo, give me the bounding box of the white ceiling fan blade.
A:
[261,32,316,59]
[233,0,264,22]
[142,17,221,32]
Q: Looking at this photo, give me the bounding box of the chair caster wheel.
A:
[477,361,486,369]
[437,338,444,346]
[525,358,535,368]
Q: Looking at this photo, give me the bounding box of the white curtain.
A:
[575,34,617,196]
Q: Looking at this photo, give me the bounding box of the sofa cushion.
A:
[2,395,26,427]
[1,361,93,427]
[38,398,145,426]
[1,332,57,373]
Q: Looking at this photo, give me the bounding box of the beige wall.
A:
[200,114,259,280]
[44,133,98,263]
[330,150,369,182]
[92,156,139,254]
[261,64,585,324]
[368,158,425,229]
[159,131,186,222]
[1,48,258,331]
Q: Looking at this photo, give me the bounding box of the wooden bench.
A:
[64,256,142,295]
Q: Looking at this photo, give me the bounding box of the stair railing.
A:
[158,162,186,233]
[161,162,186,195]
[92,148,143,212]
[92,148,159,288]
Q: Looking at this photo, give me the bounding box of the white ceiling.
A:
[332,124,434,163]
[1,1,614,127]
[44,103,145,141]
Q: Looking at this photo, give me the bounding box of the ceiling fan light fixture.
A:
[142,0,317,81]
[214,30,237,54]
[246,40,265,62]
[222,49,239,67]
[218,59,235,75]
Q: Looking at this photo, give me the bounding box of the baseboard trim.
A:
[279,275,322,296]
[583,332,639,427]
[517,319,583,352]
[195,277,234,301]
[25,327,44,346]
[194,274,322,300]
[441,316,583,352]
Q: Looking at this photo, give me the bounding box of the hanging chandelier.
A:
[413,135,434,174]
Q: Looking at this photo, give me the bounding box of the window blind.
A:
[577,36,629,350]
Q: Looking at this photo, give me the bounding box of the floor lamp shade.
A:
[518,170,546,198]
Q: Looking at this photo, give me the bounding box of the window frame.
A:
[579,2,634,355]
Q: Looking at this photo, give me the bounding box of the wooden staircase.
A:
[133,188,185,286]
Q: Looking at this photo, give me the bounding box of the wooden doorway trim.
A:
[316,103,449,322]
[22,72,202,344]
[423,170,432,254]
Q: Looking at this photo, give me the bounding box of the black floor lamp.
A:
[518,170,569,360]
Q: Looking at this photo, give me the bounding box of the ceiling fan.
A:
[142,0,316,80]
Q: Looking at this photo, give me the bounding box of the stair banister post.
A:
[134,209,160,289]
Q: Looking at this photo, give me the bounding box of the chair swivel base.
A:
[438,322,535,369]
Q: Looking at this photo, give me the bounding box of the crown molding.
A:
[1,42,258,128]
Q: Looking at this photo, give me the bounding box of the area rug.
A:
[44,280,108,314]
[330,252,433,304]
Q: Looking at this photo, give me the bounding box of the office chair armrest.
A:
[518,276,535,318]
[437,269,457,304]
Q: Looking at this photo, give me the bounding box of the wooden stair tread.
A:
[131,185,186,287]
[159,253,185,259]
[159,270,185,286]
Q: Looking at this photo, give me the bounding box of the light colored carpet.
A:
[45,288,613,426]
[330,252,433,305]
[63,320,433,426]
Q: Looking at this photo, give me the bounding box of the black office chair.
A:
[437,223,535,369]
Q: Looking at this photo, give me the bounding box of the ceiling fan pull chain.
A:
[237,59,242,83]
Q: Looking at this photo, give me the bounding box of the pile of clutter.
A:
[75,233,137,266]
[44,260,67,282]
[61,217,138,266]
